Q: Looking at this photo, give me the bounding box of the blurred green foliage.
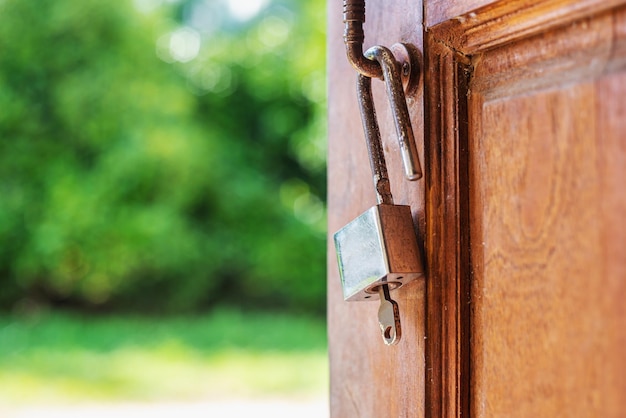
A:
[0,0,326,314]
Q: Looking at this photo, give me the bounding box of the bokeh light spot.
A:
[169,27,201,63]
[227,0,268,21]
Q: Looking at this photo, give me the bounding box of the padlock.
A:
[334,204,422,302]
[333,46,423,345]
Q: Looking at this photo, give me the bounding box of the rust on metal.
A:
[343,0,383,79]
[357,74,393,205]
[365,45,422,181]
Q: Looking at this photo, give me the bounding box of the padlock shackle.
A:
[365,46,422,181]
[357,74,393,205]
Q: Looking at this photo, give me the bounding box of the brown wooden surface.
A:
[426,0,494,27]
[327,0,425,417]
[469,84,626,418]
[427,0,626,50]
[329,0,626,416]
[422,38,472,418]
[464,3,626,416]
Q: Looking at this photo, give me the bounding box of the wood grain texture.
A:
[426,0,495,28]
[469,82,626,418]
[424,1,626,417]
[466,3,626,417]
[423,38,471,418]
[326,0,425,417]
[329,0,626,416]
[427,0,626,51]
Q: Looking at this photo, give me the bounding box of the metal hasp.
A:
[343,0,422,181]
[333,74,423,346]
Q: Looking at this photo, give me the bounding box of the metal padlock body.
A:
[334,203,423,301]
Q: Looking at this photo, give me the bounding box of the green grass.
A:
[0,309,328,405]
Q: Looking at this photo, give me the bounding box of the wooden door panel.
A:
[462,2,626,416]
[424,1,626,416]
[470,83,626,417]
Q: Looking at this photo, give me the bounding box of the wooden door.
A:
[328,1,626,417]
[327,1,426,417]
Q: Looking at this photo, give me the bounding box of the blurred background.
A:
[0,0,327,415]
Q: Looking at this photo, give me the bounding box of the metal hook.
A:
[365,45,422,181]
[343,0,422,92]
[343,0,382,79]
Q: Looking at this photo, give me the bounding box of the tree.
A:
[0,0,327,314]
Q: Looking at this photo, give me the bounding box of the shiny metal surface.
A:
[378,283,401,345]
[333,204,423,302]
[334,206,387,301]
